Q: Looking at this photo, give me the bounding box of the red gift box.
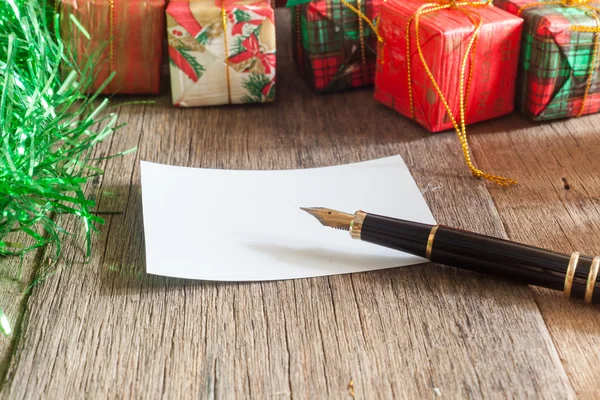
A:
[60,0,165,95]
[374,0,523,132]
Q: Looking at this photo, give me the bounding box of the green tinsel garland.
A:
[0,0,127,336]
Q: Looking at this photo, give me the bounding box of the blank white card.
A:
[140,156,436,281]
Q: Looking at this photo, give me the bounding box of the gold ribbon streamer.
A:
[339,0,384,81]
[518,0,600,117]
[296,6,303,69]
[109,0,115,93]
[404,0,516,186]
[356,0,367,78]
[221,0,233,104]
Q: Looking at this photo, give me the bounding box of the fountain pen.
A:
[301,207,600,304]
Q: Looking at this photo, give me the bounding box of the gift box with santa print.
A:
[167,0,276,107]
[60,0,165,95]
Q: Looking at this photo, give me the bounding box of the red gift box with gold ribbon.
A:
[60,0,165,94]
[374,0,523,132]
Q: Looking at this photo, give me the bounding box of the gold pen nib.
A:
[300,207,354,231]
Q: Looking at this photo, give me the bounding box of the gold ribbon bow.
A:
[518,0,600,117]
[405,0,517,186]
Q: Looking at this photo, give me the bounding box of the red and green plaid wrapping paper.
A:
[290,0,382,93]
[495,0,600,120]
[374,0,523,132]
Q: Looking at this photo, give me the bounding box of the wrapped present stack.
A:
[289,0,382,93]
[166,0,276,107]
[60,0,165,94]
[374,0,523,132]
[495,0,600,121]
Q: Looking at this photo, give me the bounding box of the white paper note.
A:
[140,156,436,281]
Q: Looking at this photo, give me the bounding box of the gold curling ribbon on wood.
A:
[405,0,516,186]
[346,0,516,185]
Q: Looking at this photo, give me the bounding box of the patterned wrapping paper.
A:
[60,0,165,95]
[495,0,600,120]
[374,0,523,132]
[167,0,276,107]
[290,0,382,93]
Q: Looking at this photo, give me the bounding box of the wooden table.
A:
[2,9,600,398]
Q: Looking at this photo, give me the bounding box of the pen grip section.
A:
[360,214,433,258]
[431,226,598,303]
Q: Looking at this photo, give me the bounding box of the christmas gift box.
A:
[375,0,523,132]
[60,0,165,94]
[494,0,600,120]
[167,0,276,107]
[289,0,382,93]
[375,0,523,185]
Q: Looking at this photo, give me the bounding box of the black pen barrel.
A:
[359,213,599,303]
[360,214,432,258]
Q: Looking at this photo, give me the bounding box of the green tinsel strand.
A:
[0,0,126,336]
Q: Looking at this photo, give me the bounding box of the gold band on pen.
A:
[564,252,580,298]
[350,211,367,240]
[426,225,439,260]
[585,256,600,303]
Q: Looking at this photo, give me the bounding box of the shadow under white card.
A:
[140,156,436,281]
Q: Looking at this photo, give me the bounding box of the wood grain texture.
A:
[470,115,600,398]
[0,8,589,399]
[0,237,42,384]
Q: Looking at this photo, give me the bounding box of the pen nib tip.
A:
[300,207,354,231]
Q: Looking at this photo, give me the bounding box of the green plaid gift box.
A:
[495,0,600,120]
[288,0,382,93]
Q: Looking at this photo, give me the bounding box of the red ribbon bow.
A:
[228,34,276,74]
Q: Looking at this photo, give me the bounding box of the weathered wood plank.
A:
[0,100,125,386]
[1,9,575,399]
[93,102,148,214]
[0,238,43,385]
[471,114,600,398]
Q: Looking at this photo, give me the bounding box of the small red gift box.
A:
[60,0,165,95]
[374,0,523,132]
